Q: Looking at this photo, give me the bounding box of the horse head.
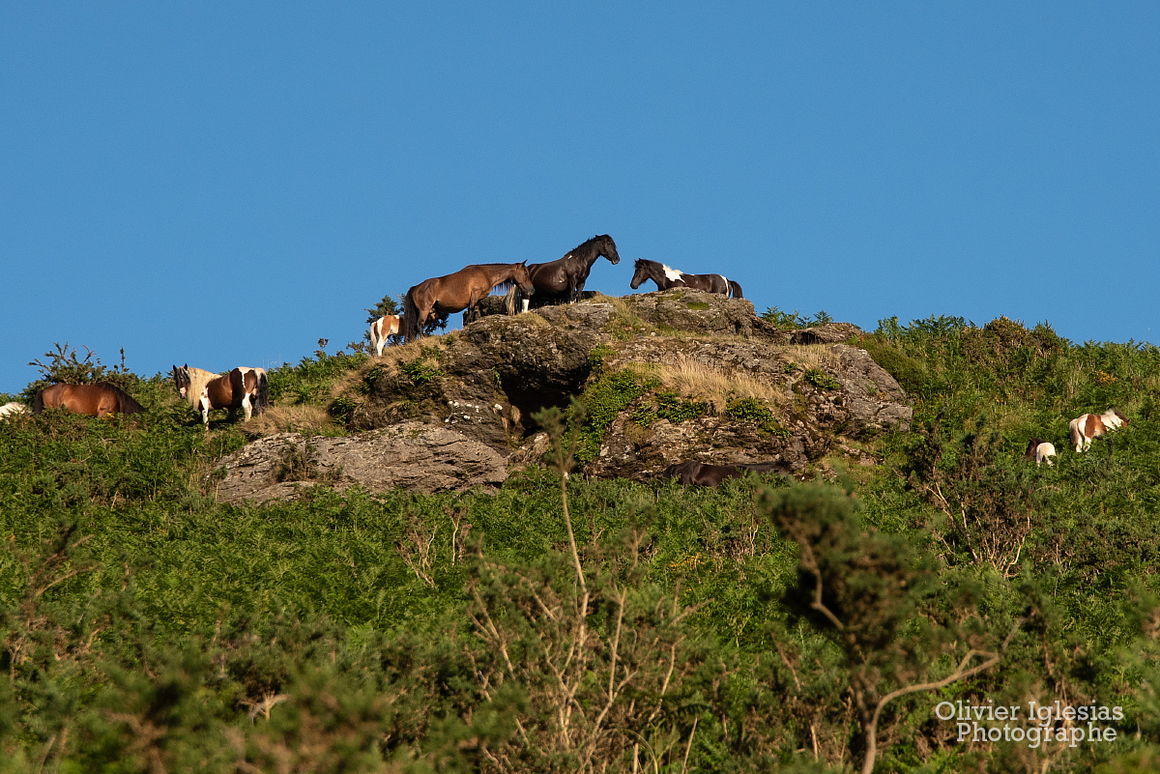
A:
[595,234,620,265]
[629,259,650,289]
[171,364,191,398]
[513,261,536,296]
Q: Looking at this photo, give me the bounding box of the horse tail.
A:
[32,388,46,414]
[503,284,520,315]
[728,280,744,299]
[401,288,421,342]
[1068,418,1084,452]
[255,370,270,414]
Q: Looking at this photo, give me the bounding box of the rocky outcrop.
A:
[211,421,508,504]
[210,289,913,501]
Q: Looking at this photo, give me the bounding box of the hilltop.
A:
[211,290,910,503]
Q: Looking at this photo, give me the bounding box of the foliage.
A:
[761,307,834,330]
[24,343,136,397]
[2,316,1160,772]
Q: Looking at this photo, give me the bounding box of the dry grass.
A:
[244,405,336,436]
[650,354,788,411]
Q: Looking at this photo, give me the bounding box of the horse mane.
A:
[102,383,145,414]
[180,367,223,407]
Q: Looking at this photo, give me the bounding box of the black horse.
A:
[629,258,743,298]
[508,234,621,311]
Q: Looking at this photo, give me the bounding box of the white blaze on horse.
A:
[1068,409,1128,453]
[369,314,403,356]
[1023,438,1057,467]
[172,364,269,429]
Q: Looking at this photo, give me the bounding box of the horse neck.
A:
[644,261,676,288]
[183,368,220,404]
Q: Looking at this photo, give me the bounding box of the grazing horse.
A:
[369,314,403,356]
[0,401,29,420]
[1069,409,1128,453]
[401,262,535,342]
[629,258,743,298]
[33,383,144,417]
[1023,438,1057,467]
[508,234,621,312]
[662,460,788,487]
[172,365,269,429]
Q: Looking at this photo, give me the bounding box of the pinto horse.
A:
[662,460,788,487]
[1069,409,1128,453]
[629,258,743,298]
[0,401,29,420]
[369,314,403,356]
[33,383,144,417]
[1023,438,1057,467]
[401,262,535,342]
[508,234,621,312]
[172,365,269,429]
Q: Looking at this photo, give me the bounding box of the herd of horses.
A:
[0,366,270,429]
[0,232,1135,485]
[1022,408,1130,467]
[393,234,743,344]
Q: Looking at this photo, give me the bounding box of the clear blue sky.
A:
[3,2,1158,396]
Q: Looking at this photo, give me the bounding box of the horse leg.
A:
[199,395,211,429]
[241,392,254,421]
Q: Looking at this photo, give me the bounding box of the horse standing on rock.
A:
[629,258,743,298]
[401,262,535,342]
[507,234,622,312]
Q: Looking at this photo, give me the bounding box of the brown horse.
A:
[508,234,621,311]
[33,383,145,417]
[630,258,743,298]
[401,262,535,342]
[172,365,269,429]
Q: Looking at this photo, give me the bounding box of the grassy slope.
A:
[0,318,1158,772]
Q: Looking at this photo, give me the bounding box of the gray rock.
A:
[211,422,508,504]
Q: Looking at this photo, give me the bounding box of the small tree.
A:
[763,483,1016,773]
[24,343,135,397]
[365,294,401,323]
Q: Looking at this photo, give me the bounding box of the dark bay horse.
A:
[172,365,269,429]
[629,258,743,298]
[401,262,535,342]
[662,460,788,487]
[33,383,145,417]
[509,234,621,311]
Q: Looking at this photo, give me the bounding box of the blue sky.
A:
[3,2,1158,396]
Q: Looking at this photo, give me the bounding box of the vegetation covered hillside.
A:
[1,312,1158,773]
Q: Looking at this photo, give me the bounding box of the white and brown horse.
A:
[629,258,743,298]
[172,364,269,429]
[1023,438,1057,466]
[1068,409,1128,453]
[0,401,29,420]
[369,314,403,356]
